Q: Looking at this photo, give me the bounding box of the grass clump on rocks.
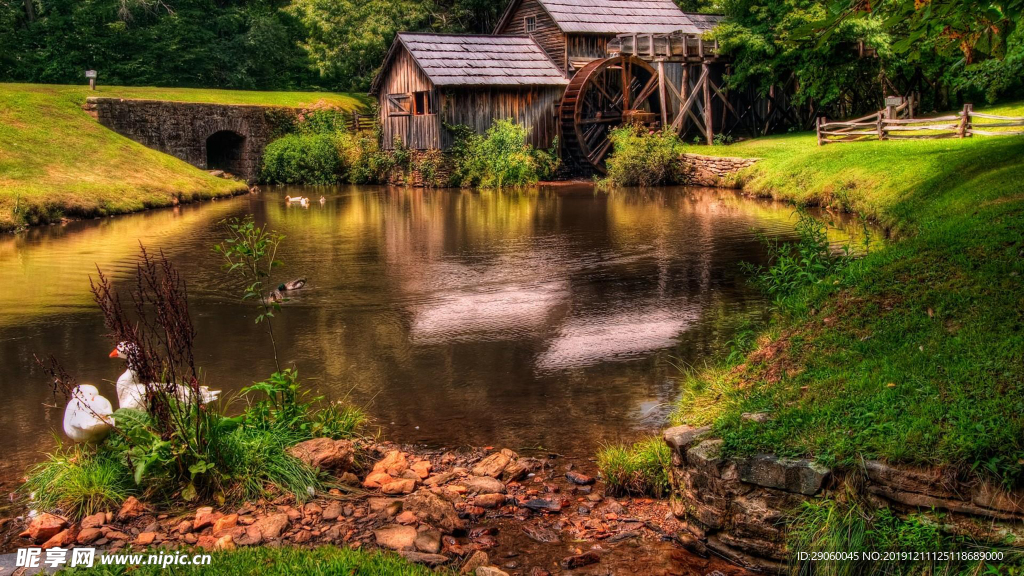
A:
[597,437,671,498]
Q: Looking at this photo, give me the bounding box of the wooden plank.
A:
[968,121,1024,128]
[702,61,712,144]
[970,112,1024,120]
[657,61,667,127]
[820,130,878,136]
[969,128,1024,136]
[671,66,707,132]
[883,116,959,124]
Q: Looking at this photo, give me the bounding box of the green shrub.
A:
[260,133,345,185]
[450,119,554,188]
[296,108,352,136]
[597,437,671,497]
[741,210,859,303]
[215,427,323,503]
[22,444,134,519]
[241,368,366,441]
[604,125,685,186]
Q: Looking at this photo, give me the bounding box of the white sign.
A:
[85,70,97,79]
[884,96,905,107]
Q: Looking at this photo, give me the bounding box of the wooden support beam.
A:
[671,66,707,133]
[657,62,667,128]
[702,61,713,144]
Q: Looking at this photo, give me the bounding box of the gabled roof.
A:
[495,0,704,35]
[369,33,568,94]
[684,12,726,32]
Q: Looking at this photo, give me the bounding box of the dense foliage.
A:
[603,126,686,187]
[449,119,559,188]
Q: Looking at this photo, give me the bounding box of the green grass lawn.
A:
[60,546,441,575]
[0,83,369,232]
[673,100,1024,487]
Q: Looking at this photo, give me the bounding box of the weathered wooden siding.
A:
[565,33,613,72]
[440,87,564,150]
[497,0,567,74]
[378,47,442,150]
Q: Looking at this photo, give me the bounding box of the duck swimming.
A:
[270,278,307,303]
[109,343,221,409]
[63,384,115,444]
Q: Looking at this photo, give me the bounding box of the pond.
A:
[0,184,863,487]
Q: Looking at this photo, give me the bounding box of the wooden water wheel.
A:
[559,56,662,174]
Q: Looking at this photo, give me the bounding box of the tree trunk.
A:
[24,0,35,22]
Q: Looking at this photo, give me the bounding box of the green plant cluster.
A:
[603,126,686,187]
[448,119,559,188]
[596,437,671,498]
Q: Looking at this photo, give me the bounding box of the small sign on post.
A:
[85,70,97,90]
[884,96,904,107]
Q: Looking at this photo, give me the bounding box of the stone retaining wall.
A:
[678,153,759,187]
[85,98,296,181]
[664,424,1024,572]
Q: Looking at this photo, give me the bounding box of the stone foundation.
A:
[678,153,759,187]
[664,424,1024,572]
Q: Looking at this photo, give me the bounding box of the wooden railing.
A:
[817,103,1024,145]
[345,111,375,133]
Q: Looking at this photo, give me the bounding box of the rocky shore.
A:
[5,438,747,575]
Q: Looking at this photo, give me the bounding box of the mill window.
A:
[525,16,537,33]
[413,91,432,115]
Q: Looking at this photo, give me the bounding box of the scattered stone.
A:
[464,476,506,495]
[404,490,464,533]
[252,513,290,540]
[292,530,312,544]
[607,530,641,543]
[382,479,417,495]
[340,472,360,485]
[104,530,130,541]
[520,497,563,513]
[288,438,355,473]
[374,525,418,551]
[560,551,600,569]
[425,471,457,486]
[214,534,235,551]
[566,471,595,486]
[183,533,198,545]
[176,520,193,534]
[303,503,322,517]
[741,412,773,423]
[411,460,432,479]
[19,513,68,543]
[503,459,540,482]
[213,514,238,536]
[400,551,449,566]
[472,453,512,478]
[663,425,711,458]
[117,496,146,521]
[363,472,394,489]
[135,532,156,546]
[415,527,442,554]
[368,498,400,513]
[476,567,510,576]
[396,511,418,525]
[81,512,106,530]
[461,551,489,574]
[474,494,506,509]
[41,529,75,550]
[193,507,220,531]
[323,501,344,521]
[77,528,103,545]
[521,524,559,543]
[373,450,410,476]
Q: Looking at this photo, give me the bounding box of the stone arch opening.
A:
[205,130,247,175]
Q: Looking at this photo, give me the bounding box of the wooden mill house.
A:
[370,0,805,174]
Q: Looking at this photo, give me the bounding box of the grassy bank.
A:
[672,101,1024,487]
[0,83,367,232]
[61,546,438,575]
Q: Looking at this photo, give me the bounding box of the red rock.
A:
[382,479,416,495]
[193,506,221,531]
[372,451,410,476]
[212,514,238,536]
[176,520,192,534]
[287,438,355,472]
[561,551,600,569]
[80,512,106,530]
[410,460,432,479]
[183,533,198,545]
[292,530,312,544]
[252,513,290,540]
[363,472,394,489]
[303,503,322,517]
[117,496,146,521]
[41,529,76,549]
[214,534,235,550]
[566,471,596,486]
[472,452,512,478]
[20,513,68,543]
[135,532,157,546]
[196,535,218,549]
[474,494,506,509]
[322,501,344,521]
[77,527,103,544]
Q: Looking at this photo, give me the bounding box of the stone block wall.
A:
[664,424,1024,573]
[85,98,296,181]
[678,153,759,187]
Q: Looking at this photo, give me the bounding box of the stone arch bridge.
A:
[84,98,370,181]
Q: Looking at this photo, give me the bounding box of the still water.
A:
[0,185,859,484]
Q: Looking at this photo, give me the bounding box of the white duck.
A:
[63,385,115,444]
[109,343,221,409]
[285,195,310,207]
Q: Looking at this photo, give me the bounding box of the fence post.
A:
[957,103,971,138]
[964,103,973,138]
[876,111,885,141]
[816,116,823,146]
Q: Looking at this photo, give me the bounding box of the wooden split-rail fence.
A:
[816,103,1024,145]
[344,111,376,133]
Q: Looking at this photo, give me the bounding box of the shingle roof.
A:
[385,33,568,90]
[524,0,702,35]
[683,12,726,32]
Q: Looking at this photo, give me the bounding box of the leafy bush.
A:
[23,445,134,518]
[242,368,366,440]
[450,119,556,188]
[260,133,345,185]
[604,126,685,187]
[597,437,671,497]
[741,210,857,302]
